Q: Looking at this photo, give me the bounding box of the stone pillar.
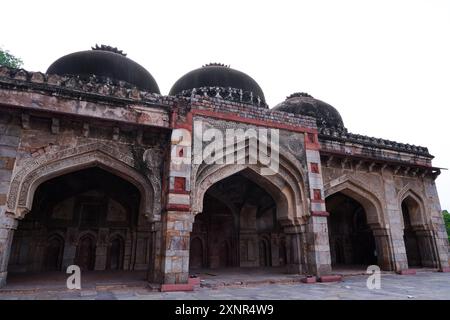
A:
[305,215,332,276]
[303,134,332,275]
[283,226,303,274]
[0,215,18,287]
[94,228,109,270]
[382,175,408,271]
[372,227,395,271]
[423,179,449,270]
[414,228,439,268]
[0,112,21,286]
[160,211,194,284]
[148,221,162,283]
[270,234,280,267]
[159,124,194,285]
[239,204,259,267]
[62,227,77,270]
[123,231,133,271]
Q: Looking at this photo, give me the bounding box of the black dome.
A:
[169,63,266,106]
[46,45,160,93]
[273,93,344,129]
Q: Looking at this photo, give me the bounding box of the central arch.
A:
[192,158,308,224]
[189,143,310,276]
[189,170,294,273]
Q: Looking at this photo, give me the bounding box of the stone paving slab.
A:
[0,272,449,300]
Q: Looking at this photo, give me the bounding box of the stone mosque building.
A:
[0,45,448,289]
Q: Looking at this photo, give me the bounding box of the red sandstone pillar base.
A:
[397,269,416,275]
[318,275,342,283]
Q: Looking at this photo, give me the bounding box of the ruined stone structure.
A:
[0,45,448,288]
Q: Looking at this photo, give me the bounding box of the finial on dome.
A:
[287,92,313,99]
[91,44,127,56]
[202,62,230,68]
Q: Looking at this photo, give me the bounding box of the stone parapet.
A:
[319,127,432,159]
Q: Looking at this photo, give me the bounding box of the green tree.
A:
[443,210,450,241]
[0,47,23,68]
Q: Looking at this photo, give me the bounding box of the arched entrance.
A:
[7,167,150,276]
[326,192,378,269]
[400,193,437,268]
[189,171,288,273]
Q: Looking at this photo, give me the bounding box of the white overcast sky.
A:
[2,0,449,210]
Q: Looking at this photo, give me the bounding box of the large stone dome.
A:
[169,63,266,107]
[273,92,344,129]
[46,45,160,93]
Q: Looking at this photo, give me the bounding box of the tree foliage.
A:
[443,210,450,241]
[0,47,23,68]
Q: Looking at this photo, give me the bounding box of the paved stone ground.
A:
[0,271,449,300]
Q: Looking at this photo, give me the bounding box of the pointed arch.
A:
[191,141,308,225]
[324,176,385,228]
[6,142,160,221]
[398,188,428,227]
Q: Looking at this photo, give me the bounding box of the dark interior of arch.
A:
[399,196,440,268]
[326,192,377,267]
[8,167,150,274]
[189,172,289,270]
[401,200,422,267]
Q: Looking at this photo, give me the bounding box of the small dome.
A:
[47,45,160,93]
[169,63,266,107]
[273,92,344,129]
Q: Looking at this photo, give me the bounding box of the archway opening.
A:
[401,195,436,268]
[8,167,152,286]
[326,192,378,270]
[189,171,288,275]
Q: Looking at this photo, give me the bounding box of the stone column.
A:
[381,175,409,271]
[0,113,21,286]
[160,211,194,284]
[157,126,194,285]
[0,215,18,287]
[423,179,449,270]
[283,226,303,274]
[239,204,259,267]
[270,234,280,267]
[372,227,395,271]
[414,228,439,268]
[62,227,78,270]
[147,221,162,283]
[94,228,109,270]
[303,136,332,276]
[305,215,332,276]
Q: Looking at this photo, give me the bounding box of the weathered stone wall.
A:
[0,111,21,286]
[0,98,168,286]
[321,159,449,271]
